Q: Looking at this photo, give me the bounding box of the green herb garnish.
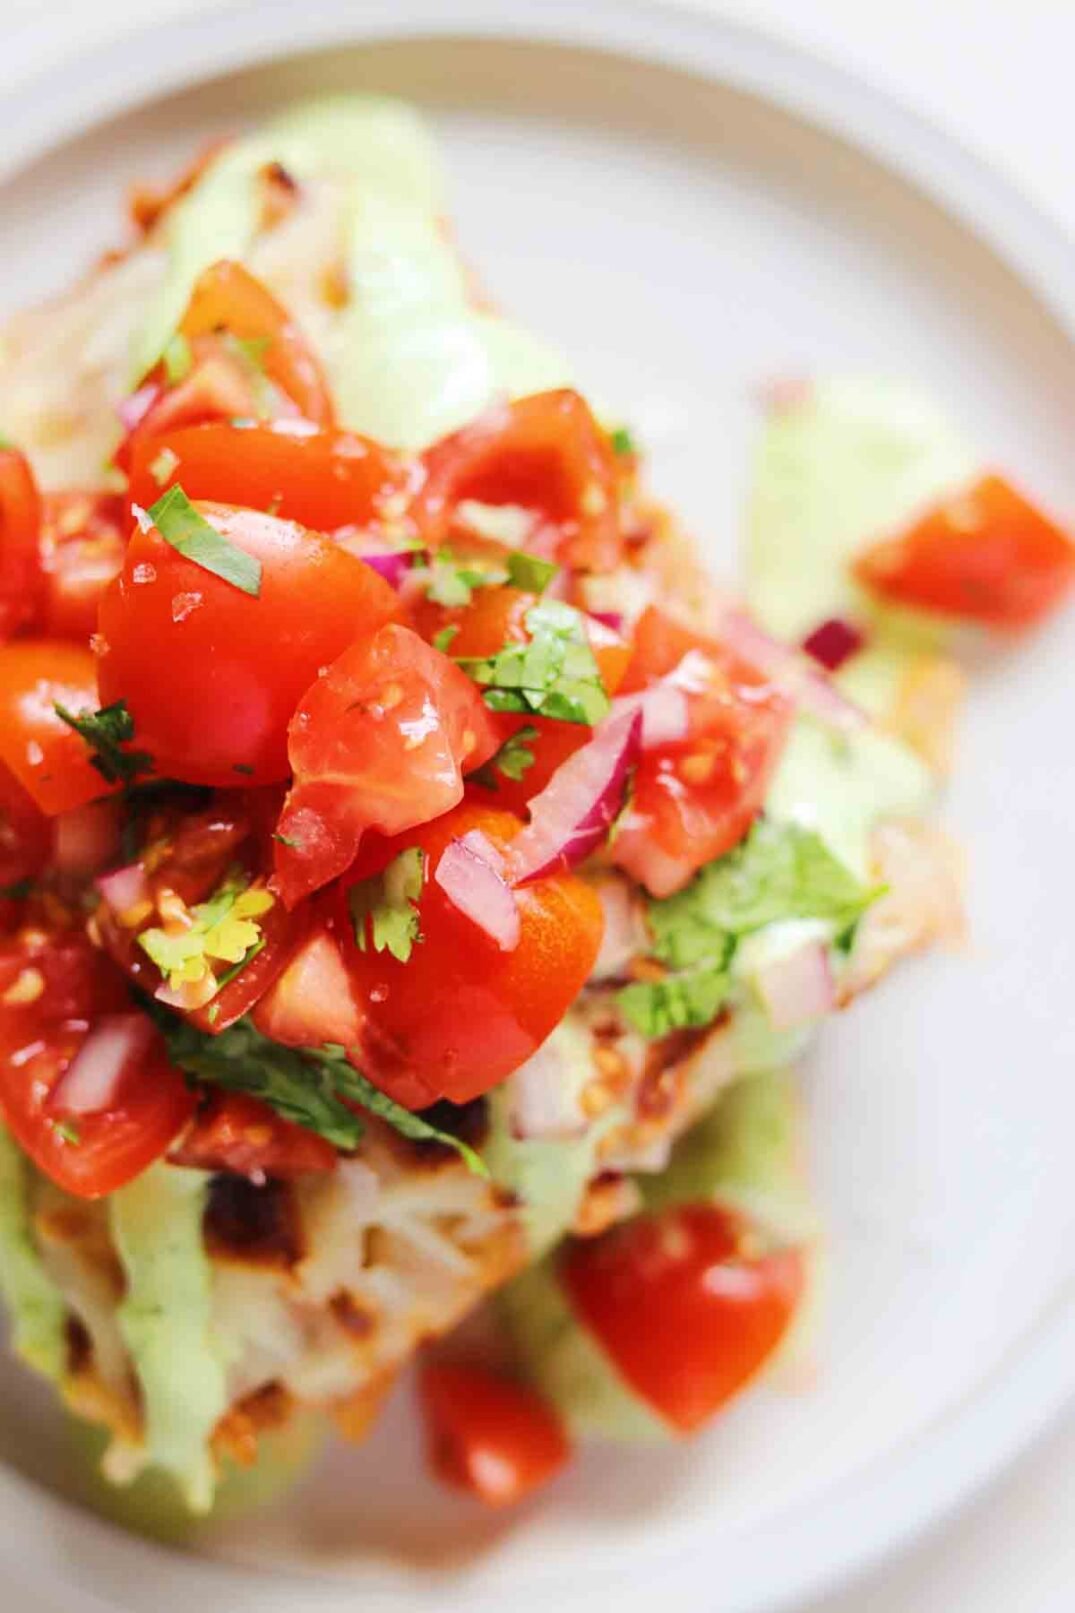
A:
[148,446,179,487]
[54,699,155,786]
[348,848,425,964]
[505,551,557,594]
[470,724,539,790]
[619,963,732,1039]
[433,625,460,653]
[609,426,637,458]
[138,872,274,992]
[161,332,193,385]
[147,484,262,597]
[458,599,610,725]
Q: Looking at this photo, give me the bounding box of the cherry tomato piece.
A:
[561,1204,805,1433]
[330,802,604,1108]
[38,493,126,641]
[0,761,51,890]
[419,1362,571,1507]
[97,501,401,787]
[854,473,1075,629]
[275,624,499,906]
[0,446,44,639]
[0,640,116,814]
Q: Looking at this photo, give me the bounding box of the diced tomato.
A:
[414,391,622,573]
[169,1090,336,1178]
[419,1362,571,1507]
[0,446,45,639]
[96,501,401,787]
[0,762,50,890]
[178,260,334,429]
[252,925,364,1050]
[0,641,117,815]
[854,474,1075,629]
[0,927,194,1198]
[115,346,269,474]
[128,420,413,536]
[274,625,499,906]
[561,1204,805,1433]
[328,802,603,1108]
[38,493,126,641]
[610,608,792,897]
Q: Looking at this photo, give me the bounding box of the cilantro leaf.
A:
[0,878,34,901]
[424,551,490,608]
[147,485,262,597]
[138,871,275,993]
[54,699,155,786]
[348,847,425,964]
[146,1009,487,1173]
[505,551,557,594]
[433,624,460,653]
[648,819,874,970]
[470,724,538,790]
[148,446,179,487]
[609,426,637,458]
[459,599,610,726]
[619,963,732,1039]
[310,1047,488,1177]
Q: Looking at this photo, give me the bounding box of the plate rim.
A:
[1,4,1074,1611]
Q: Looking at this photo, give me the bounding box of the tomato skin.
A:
[275,625,499,907]
[128,421,412,536]
[0,447,45,640]
[39,493,126,641]
[0,761,51,889]
[414,391,622,573]
[419,1362,571,1507]
[854,474,1075,629]
[178,260,334,429]
[0,928,195,1199]
[561,1205,805,1433]
[611,609,792,897]
[97,501,401,787]
[169,1090,337,1179]
[0,641,116,815]
[329,802,604,1108]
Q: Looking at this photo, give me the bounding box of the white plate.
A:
[2,5,1074,1612]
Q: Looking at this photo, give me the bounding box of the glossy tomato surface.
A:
[169,1090,336,1178]
[38,492,126,642]
[419,1362,571,1507]
[0,446,44,639]
[0,640,115,814]
[97,501,401,786]
[330,802,604,1108]
[561,1204,805,1432]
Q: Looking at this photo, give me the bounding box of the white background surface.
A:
[3,2,1074,1610]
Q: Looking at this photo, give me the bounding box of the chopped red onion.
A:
[801,617,865,672]
[436,833,521,950]
[509,707,642,885]
[94,862,149,915]
[587,609,625,635]
[358,549,418,591]
[755,941,834,1031]
[50,1013,154,1117]
[717,610,867,731]
[116,381,160,436]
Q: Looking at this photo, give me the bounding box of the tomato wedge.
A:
[854,473,1075,629]
[0,928,194,1198]
[0,761,51,891]
[39,492,126,641]
[169,1090,337,1179]
[274,625,499,906]
[610,608,792,897]
[0,445,44,640]
[329,802,604,1108]
[0,640,116,814]
[419,1362,570,1507]
[561,1205,805,1433]
[97,501,401,786]
[128,421,412,536]
[414,391,622,572]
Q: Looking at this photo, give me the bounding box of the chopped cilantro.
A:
[232,763,255,777]
[272,831,300,849]
[161,332,193,385]
[148,446,179,487]
[424,550,490,608]
[470,724,538,790]
[348,848,424,964]
[50,1118,82,1147]
[620,821,876,1038]
[148,484,262,597]
[0,878,34,901]
[619,963,732,1039]
[458,599,610,726]
[54,698,155,786]
[505,551,557,594]
[609,425,637,458]
[138,872,274,992]
[432,624,460,653]
[146,1008,486,1172]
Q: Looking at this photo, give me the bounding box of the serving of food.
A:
[0,90,1072,1534]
